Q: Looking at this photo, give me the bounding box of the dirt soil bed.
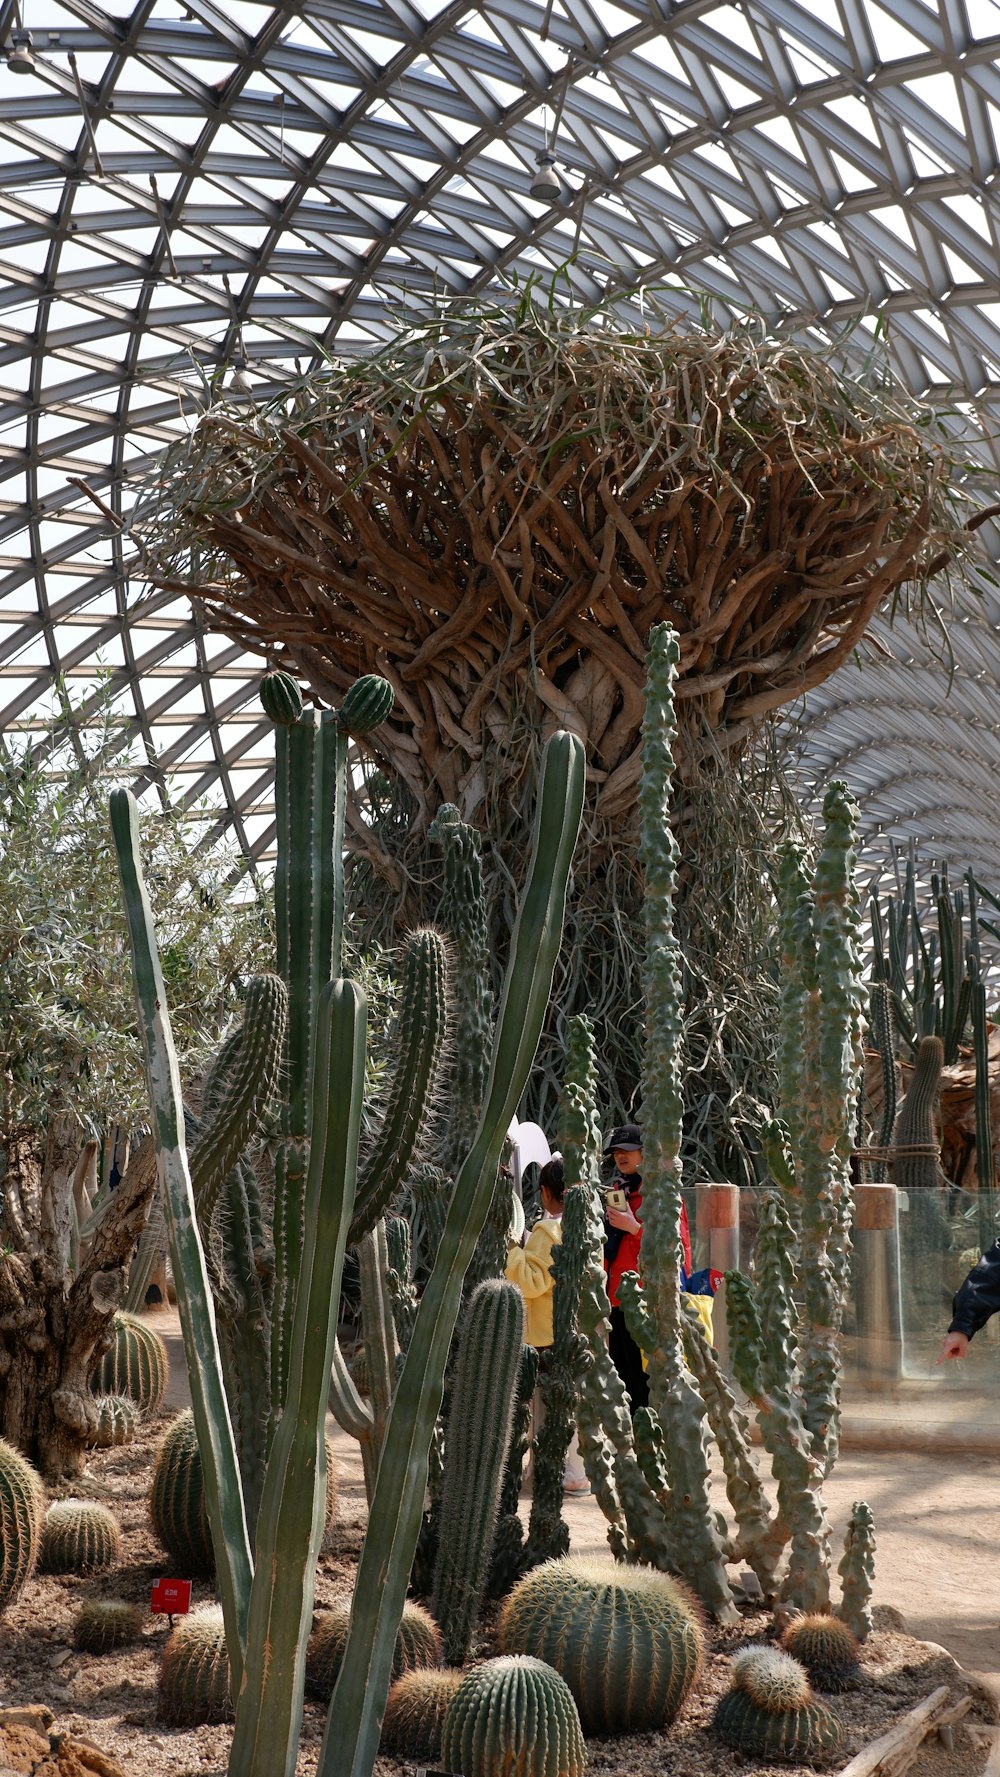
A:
[0,1400,994,1777]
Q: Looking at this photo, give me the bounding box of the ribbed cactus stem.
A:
[321,729,586,1777]
[638,622,734,1624]
[432,1279,524,1663]
[893,1035,943,1191]
[430,805,493,1180]
[111,787,251,1691]
[838,1500,876,1643]
[349,927,448,1244]
[869,980,896,1185]
[357,1219,397,1491]
[487,1342,535,1599]
[557,1015,602,1194]
[189,974,287,1228]
[385,1216,419,1354]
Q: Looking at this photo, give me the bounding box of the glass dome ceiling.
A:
[1,0,1000,875]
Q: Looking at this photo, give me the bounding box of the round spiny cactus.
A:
[150,1410,214,1578]
[713,1687,846,1766]
[0,1437,44,1613]
[382,1667,465,1762]
[259,668,304,725]
[732,1645,812,1713]
[40,1501,122,1575]
[74,1599,143,1653]
[499,1552,705,1733]
[306,1596,442,1702]
[441,1655,586,1777]
[781,1615,861,1692]
[337,673,394,735]
[159,1605,232,1725]
[92,1311,168,1414]
[88,1394,140,1450]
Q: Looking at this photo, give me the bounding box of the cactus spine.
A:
[713,1648,846,1768]
[307,1597,442,1700]
[782,1615,861,1691]
[40,1500,121,1574]
[150,1409,215,1577]
[441,1655,586,1777]
[74,1599,142,1653]
[499,1554,704,1733]
[88,1394,139,1450]
[432,1279,525,1664]
[159,1606,233,1725]
[382,1667,463,1761]
[0,1437,43,1612]
[635,623,734,1623]
[838,1500,876,1643]
[92,1311,168,1414]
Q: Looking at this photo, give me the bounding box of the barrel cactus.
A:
[150,1410,214,1578]
[0,1438,44,1613]
[88,1395,140,1450]
[782,1615,861,1692]
[499,1553,704,1733]
[159,1605,233,1725]
[92,1311,168,1414]
[306,1596,442,1702]
[441,1655,586,1777]
[713,1646,846,1766]
[74,1599,142,1653]
[337,673,394,735]
[40,1501,122,1575]
[259,667,304,726]
[382,1667,464,1762]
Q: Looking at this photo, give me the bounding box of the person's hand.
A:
[936,1331,969,1364]
[607,1205,640,1235]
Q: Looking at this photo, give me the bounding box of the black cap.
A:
[605,1122,642,1156]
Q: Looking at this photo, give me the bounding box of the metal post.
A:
[695,1183,740,1370]
[853,1182,903,1388]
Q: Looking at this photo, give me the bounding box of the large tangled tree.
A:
[133,292,971,1172]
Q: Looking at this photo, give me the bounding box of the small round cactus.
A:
[713,1687,846,1766]
[159,1605,232,1725]
[150,1410,214,1578]
[260,668,304,725]
[306,1597,442,1702]
[92,1311,168,1415]
[40,1501,122,1575]
[782,1614,862,1692]
[74,1599,143,1653]
[0,1437,44,1613]
[336,673,394,735]
[732,1645,812,1712]
[499,1552,704,1733]
[441,1655,586,1777]
[88,1394,139,1450]
[382,1667,464,1762]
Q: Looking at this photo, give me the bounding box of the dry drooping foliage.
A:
[134,293,970,833]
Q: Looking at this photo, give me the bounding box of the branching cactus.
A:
[432,1279,525,1663]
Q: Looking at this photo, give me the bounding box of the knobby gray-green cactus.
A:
[113,714,586,1777]
[837,1500,876,1643]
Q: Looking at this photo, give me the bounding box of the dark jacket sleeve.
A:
[949,1239,1000,1339]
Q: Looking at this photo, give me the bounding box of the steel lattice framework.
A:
[1,0,999,873]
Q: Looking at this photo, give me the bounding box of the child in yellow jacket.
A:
[504,1156,588,1495]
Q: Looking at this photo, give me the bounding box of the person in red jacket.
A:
[603,1123,692,1414]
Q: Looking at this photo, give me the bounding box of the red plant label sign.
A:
[151,1578,192,1615]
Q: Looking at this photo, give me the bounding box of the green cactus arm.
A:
[357,1219,398,1486]
[837,1499,876,1643]
[229,978,366,1777]
[348,927,448,1245]
[321,729,586,1777]
[722,1270,764,1403]
[617,1268,656,1353]
[763,1120,795,1195]
[109,787,252,1687]
[188,974,287,1227]
[384,1216,419,1354]
[328,1340,374,1439]
[869,981,897,1185]
[556,1015,602,1196]
[430,805,493,1179]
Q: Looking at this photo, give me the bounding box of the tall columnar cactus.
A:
[893,1035,943,1191]
[0,1437,44,1612]
[634,622,734,1623]
[487,1342,536,1599]
[432,1279,525,1664]
[869,980,897,1184]
[499,1554,705,1734]
[430,805,493,1181]
[115,723,586,1777]
[441,1656,586,1777]
[838,1500,876,1643]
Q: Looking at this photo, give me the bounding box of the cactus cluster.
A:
[432,1279,525,1665]
[88,1395,139,1450]
[306,1597,442,1702]
[499,1553,704,1734]
[40,1501,121,1575]
[92,1311,168,1414]
[159,1605,233,1725]
[713,1646,845,1767]
[74,1599,142,1653]
[441,1655,586,1777]
[782,1615,861,1692]
[0,1438,44,1613]
[381,1667,464,1762]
